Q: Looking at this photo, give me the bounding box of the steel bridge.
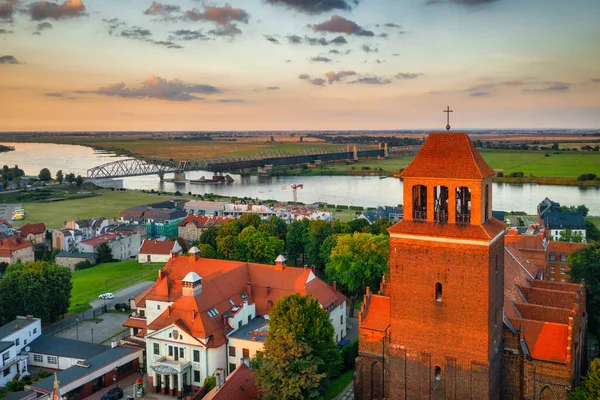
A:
[87,145,420,179]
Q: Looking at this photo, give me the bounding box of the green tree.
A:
[55,170,64,184]
[239,226,285,264]
[558,229,584,243]
[38,168,52,181]
[256,294,340,399]
[259,216,288,240]
[306,220,333,270]
[371,217,393,235]
[216,221,241,260]
[347,218,371,233]
[585,221,600,242]
[569,242,600,332]
[198,226,219,249]
[326,233,389,317]
[96,242,114,264]
[319,235,338,268]
[333,220,351,234]
[65,173,76,184]
[237,213,261,230]
[286,220,309,266]
[561,205,590,217]
[569,358,600,400]
[75,175,84,187]
[196,244,217,259]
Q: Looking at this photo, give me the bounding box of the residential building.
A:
[354,132,587,400]
[359,206,403,224]
[78,232,142,261]
[0,220,13,236]
[29,346,142,400]
[106,223,147,241]
[0,236,34,264]
[543,212,586,242]
[120,201,187,239]
[138,239,182,263]
[203,363,258,400]
[64,218,115,240]
[28,336,108,370]
[124,250,346,396]
[537,197,562,224]
[177,216,232,243]
[275,208,333,223]
[184,200,226,217]
[52,229,83,252]
[547,241,584,283]
[0,316,41,387]
[54,252,97,271]
[15,223,46,244]
[221,203,275,220]
[78,233,117,253]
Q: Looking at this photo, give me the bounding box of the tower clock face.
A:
[173,330,179,340]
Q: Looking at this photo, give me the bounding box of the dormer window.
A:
[456,187,471,224]
[412,185,427,221]
[434,186,449,224]
[207,308,219,318]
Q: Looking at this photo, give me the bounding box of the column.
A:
[178,373,184,396]
[152,371,158,393]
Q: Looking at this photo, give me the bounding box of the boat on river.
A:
[190,174,235,184]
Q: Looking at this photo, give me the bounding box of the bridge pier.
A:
[353,145,358,161]
[240,168,251,175]
[174,171,186,182]
[258,165,273,175]
[384,142,389,158]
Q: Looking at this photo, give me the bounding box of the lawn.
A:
[586,217,600,229]
[325,370,354,399]
[70,260,162,313]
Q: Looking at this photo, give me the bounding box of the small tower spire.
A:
[443,106,453,132]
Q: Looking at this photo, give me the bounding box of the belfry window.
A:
[484,185,490,221]
[435,282,442,302]
[434,186,449,224]
[412,185,427,221]
[456,187,471,224]
[434,366,441,381]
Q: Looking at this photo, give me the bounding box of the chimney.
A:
[215,368,224,390]
[275,255,286,270]
[158,269,164,279]
[246,282,252,297]
[170,251,178,259]
[111,341,117,348]
[188,246,200,262]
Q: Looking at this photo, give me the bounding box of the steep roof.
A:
[400,132,495,179]
[360,295,390,332]
[79,233,116,248]
[139,239,178,255]
[16,223,46,236]
[544,212,585,230]
[177,215,232,228]
[0,219,12,228]
[0,236,32,257]
[203,364,259,400]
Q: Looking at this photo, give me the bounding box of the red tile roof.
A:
[204,364,259,400]
[0,236,33,257]
[0,220,12,228]
[139,240,179,255]
[177,215,232,228]
[400,132,495,179]
[16,222,46,237]
[123,317,148,329]
[360,295,390,332]
[79,233,116,248]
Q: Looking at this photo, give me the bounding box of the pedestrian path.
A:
[333,381,354,400]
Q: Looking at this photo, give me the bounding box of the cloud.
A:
[267,86,280,90]
[470,91,489,97]
[427,0,498,6]
[144,1,180,15]
[463,79,523,95]
[313,15,374,36]
[487,53,551,63]
[361,44,377,53]
[104,19,184,48]
[525,82,570,93]
[30,0,85,21]
[330,35,347,44]
[152,40,182,49]
[185,5,248,24]
[218,99,244,103]
[352,75,391,84]
[286,34,346,46]
[169,29,208,41]
[392,53,400,56]
[590,78,600,83]
[310,78,327,86]
[37,21,53,31]
[325,70,356,83]
[311,56,332,62]
[264,34,280,44]
[298,74,310,80]
[0,55,19,64]
[0,1,14,21]
[95,75,222,101]
[264,0,357,14]
[0,28,14,34]
[120,27,152,40]
[384,23,401,28]
[395,72,422,79]
[45,92,64,97]
[208,24,242,37]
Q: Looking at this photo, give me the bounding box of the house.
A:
[543,212,586,242]
[0,316,42,387]
[123,250,346,396]
[27,336,108,370]
[120,201,187,239]
[137,239,182,263]
[29,345,143,400]
[547,241,584,283]
[64,218,115,240]
[359,206,403,224]
[0,236,35,264]
[106,223,147,241]
[15,223,46,244]
[78,233,117,253]
[354,132,586,400]
[203,363,259,400]
[184,200,226,217]
[221,203,276,220]
[177,216,232,243]
[78,232,142,261]
[52,229,84,252]
[0,220,13,236]
[537,197,562,224]
[54,252,97,271]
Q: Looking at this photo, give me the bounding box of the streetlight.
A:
[114,367,119,389]
[75,318,79,341]
[91,328,94,344]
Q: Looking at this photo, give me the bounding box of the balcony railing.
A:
[434,211,448,224]
[2,354,27,369]
[456,213,471,225]
[413,210,427,221]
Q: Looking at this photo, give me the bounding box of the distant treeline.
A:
[0,145,15,153]
[308,135,423,146]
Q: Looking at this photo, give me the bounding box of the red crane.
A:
[291,184,303,207]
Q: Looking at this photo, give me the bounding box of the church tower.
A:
[387,132,506,399]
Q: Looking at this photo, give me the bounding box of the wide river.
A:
[1,142,599,215]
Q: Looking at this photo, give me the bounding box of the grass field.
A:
[587,217,600,229]
[70,260,162,313]
[325,370,354,399]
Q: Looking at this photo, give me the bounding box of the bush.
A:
[577,173,597,181]
[74,260,92,271]
[341,339,359,371]
[496,172,504,177]
[204,376,216,391]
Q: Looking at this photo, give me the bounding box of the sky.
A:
[1,0,599,131]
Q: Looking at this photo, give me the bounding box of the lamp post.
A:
[75,318,79,341]
[91,328,94,344]
[114,367,119,389]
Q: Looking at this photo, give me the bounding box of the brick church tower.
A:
[355,132,507,400]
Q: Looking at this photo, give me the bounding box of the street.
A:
[89,280,154,310]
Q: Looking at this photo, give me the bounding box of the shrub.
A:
[204,376,216,391]
[496,172,504,177]
[74,260,92,271]
[577,173,597,181]
[341,339,359,371]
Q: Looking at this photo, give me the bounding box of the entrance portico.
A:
[150,358,191,397]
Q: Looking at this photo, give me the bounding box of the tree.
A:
[259,216,288,240]
[237,213,261,230]
[561,204,589,217]
[75,175,84,187]
[170,237,189,253]
[558,229,584,243]
[333,220,351,234]
[38,168,51,182]
[238,226,285,264]
[306,220,333,270]
[96,242,113,264]
[347,218,371,233]
[569,358,600,400]
[255,294,340,399]
[65,173,76,184]
[371,217,393,235]
[319,235,338,268]
[286,220,309,266]
[198,226,218,249]
[55,170,64,184]
[216,220,241,260]
[585,221,600,242]
[569,242,600,332]
[196,244,217,259]
[326,233,389,317]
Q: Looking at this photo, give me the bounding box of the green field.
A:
[70,260,162,313]
[587,217,600,229]
[325,370,354,399]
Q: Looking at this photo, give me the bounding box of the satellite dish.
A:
[25,346,30,352]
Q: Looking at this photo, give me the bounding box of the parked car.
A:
[99,293,115,300]
[114,303,131,311]
[101,387,123,400]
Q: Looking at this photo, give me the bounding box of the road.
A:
[0,203,23,223]
[89,280,154,310]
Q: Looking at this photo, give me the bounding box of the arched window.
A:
[412,185,427,221]
[434,186,449,224]
[434,366,441,381]
[435,282,442,302]
[484,184,490,221]
[456,187,471,224]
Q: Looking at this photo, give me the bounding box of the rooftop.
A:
[544,212,586,230]
[0,236,33,255]
[27,336,109,359]
[55,251,96,259]
[203,364,259,400]
[177,215,232,228]
[228,317,268,343]
[139,239,178,255]
[0,317,38,340]
[16,223,46,237]
[79,233,117,248]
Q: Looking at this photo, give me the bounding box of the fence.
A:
[42,304,107,336]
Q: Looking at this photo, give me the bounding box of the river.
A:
[1,142,599,215]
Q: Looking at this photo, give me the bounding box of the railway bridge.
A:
[87,144,420,179]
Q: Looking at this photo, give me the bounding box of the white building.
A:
[124,251,346,397]
[184,201,226,217]
[78,232,142,260]
[0,316,41,386]
[138,240,182,264]
[543,212,587,242]
[27,336,109,370]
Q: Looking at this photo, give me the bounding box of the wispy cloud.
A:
[0,28,14,34]
[487,53,552,63]
[265,0,357,14]
[395,72,423,79]
[92,76,222,101]
[218,99,244,103]
[311,56,332,62]
[427,0,498,6]
[313,15,374,36]
[0,55,19,64]
[351,75,391,85]
[361,44,378,53]
[144,1,180,16]
[286,34,347,46]
[469,91,489,97]
[0,1,14,21]
[30,0,85,21]
[524,81,570,93]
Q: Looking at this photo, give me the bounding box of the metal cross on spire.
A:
[443,106,453,132]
